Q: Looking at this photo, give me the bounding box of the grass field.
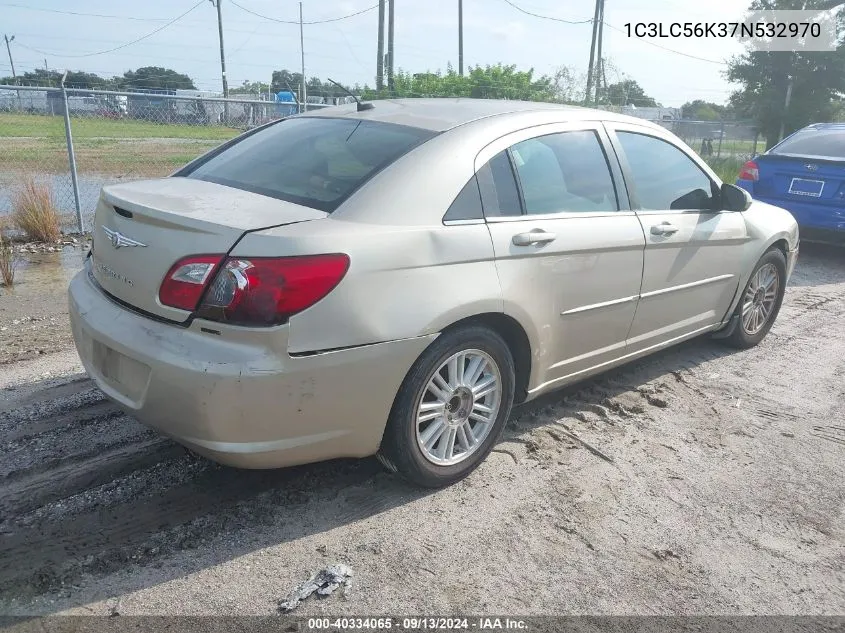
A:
[0,113,239,140]
[705,156,745,184]
[0,112,241,177]
[0,111,757,188]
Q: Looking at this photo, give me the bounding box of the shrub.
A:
[12,178,61,243]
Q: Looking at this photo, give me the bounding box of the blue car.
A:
[736,123,845,243]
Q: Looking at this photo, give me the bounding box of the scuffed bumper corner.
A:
[68,266,437,469]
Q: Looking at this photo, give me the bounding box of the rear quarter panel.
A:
[231,218,501,354]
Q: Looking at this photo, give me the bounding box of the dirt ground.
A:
[0,241,90,366]
[0,243,843,617]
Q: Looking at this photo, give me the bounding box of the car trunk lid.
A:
[755,154,845,208]
[90,177,327,322]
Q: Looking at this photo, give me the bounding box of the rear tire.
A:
[722,248,787,349]
[378,325,516,488]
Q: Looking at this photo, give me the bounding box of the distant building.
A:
[621,105,681,121]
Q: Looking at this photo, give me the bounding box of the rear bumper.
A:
[68,265,436,468]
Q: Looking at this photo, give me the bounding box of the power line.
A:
[499,0,592,25]
[228,1,379,25]
[0,3,175,22]
[13,0,206,59]
[603,22,726,65]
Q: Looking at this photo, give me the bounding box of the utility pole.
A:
[584,1,600,105]
[387,0,395,92]
[458,0,464,76]
[210,0,229,123]
[4,34,20,107]
[376,0,385,90]
[593,0,605,105]
[778,76,794,142]
[44,58,48,71]
[300,2,307,112]
[3,35,16,82]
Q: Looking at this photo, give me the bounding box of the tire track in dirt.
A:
[1,244,843,607]
[0,369,385,599]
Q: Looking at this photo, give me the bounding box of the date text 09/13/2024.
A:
[307,618,528,630]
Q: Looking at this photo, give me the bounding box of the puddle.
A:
[0,247,88,299]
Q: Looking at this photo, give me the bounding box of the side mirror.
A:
[721,183,752,212]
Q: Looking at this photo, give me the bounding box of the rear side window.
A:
[182,117,435,212]
[617,131,717,211]
[477,151,523,217]
[509,130,618,214]
[772,128,845,159]
[443,177,483,221]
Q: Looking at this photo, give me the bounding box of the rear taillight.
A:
[738,160,759,181]
[159,255,224,311]
[195,254,350,326]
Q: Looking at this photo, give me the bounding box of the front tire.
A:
[722,247,787,349]
[378,325,516,488]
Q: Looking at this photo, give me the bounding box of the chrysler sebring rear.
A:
[69,100,799,487]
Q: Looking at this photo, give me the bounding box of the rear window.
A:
[181,117,435,212]
[772,128,845,160]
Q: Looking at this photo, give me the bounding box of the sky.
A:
[0,0,753,107]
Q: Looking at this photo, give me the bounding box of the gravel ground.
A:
[0,243,843,616]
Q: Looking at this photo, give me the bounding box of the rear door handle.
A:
[512,230,557,246]
[650,222,679,236]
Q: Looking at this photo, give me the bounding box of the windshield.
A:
[181,117,436,212]
[772,128,845,160]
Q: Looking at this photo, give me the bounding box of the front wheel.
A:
[378,325,516,488]
[722,248,787,349]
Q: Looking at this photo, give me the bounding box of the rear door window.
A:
[477,151,523,217]
[182,117,435,212]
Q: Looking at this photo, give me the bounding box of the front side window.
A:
[617,131,717,211]
[182,117,435,212]
[509,130,619,214]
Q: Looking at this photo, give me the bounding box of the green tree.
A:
[680,100,732,120]
[603,79,658,107]
[0,69,111,88]
[270,70,303,95]
[117,67,196,91]
[727,0,844,148]
[232,80,270,96]
[361,64,556,102]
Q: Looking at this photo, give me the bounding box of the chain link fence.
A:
[656,120,762,162]
[1,84,765,234]
[0,87,79,231]
[0,85,329,233]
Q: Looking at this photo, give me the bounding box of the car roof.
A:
[300,97,660,132]
[801,122,845,131]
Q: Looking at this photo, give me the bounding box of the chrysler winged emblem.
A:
[102,226,147,249]
[805,163,818,172]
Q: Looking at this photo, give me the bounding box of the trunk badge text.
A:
[102,226,147,249]
[96,261,134,286]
